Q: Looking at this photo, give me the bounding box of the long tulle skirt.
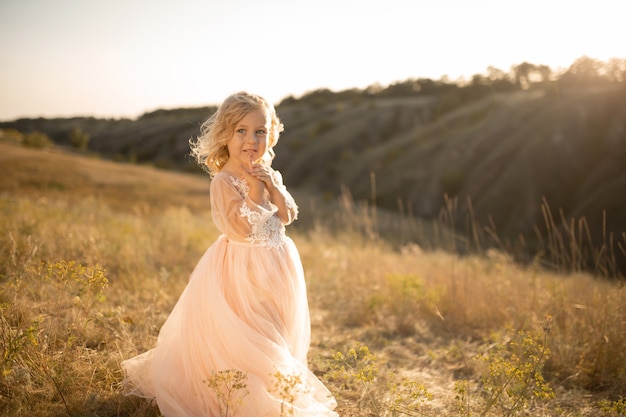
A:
[121,235,338,417]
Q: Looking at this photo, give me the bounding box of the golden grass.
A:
[0,143,211,213]
[1,143,625,416]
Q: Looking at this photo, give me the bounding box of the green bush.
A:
[22,131,53,149]
[68,127,90,151]
[0,129,23,145]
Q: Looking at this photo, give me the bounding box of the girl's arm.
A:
[266,177,297,225]
[241,164,297,225]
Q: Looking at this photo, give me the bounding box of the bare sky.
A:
[0,0,623,120]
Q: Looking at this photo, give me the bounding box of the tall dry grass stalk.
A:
[302,173,626,280]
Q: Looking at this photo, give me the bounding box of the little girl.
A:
[121,92,338,416]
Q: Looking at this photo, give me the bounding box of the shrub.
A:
[22,131,53,148]
[68,127,90,151]
[0,129,23,145]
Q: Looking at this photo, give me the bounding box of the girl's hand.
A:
[241,158,293,224]
[242,161,276,190]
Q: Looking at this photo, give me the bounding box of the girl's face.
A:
[225,109,270,169]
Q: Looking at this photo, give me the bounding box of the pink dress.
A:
[121,171,338,417]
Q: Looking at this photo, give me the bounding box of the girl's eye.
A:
[256,130,267,135]
[236,128,245,134]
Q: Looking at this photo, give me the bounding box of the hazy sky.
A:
[0,0,623,120]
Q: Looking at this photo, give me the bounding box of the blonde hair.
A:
[189,91,284,177]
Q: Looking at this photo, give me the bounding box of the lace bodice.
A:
[230,176,288,248]
[209,171,298,249]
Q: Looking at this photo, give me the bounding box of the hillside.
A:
[0,140,211,213]
[3,83,626,275]
[274,86,626,273]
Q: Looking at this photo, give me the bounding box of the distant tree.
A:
[381,80,420,97]
[300,88,335,107]
[512,62,536,89]
[279,95,298,106]
[0,128,23,145]
[486,66,507,82]
[509,62,554,88]
[416,78,444,95]
[485,66,516,92]
[562,56,604,84]
[68,127,90,151]
[605,58,626,82]
[471,74,487,85]
[366,82,384,95]
[22,131,53,149]
[535,64,552,83]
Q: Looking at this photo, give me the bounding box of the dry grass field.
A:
[1,142,625,417]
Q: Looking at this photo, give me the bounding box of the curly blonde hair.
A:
[189,91,284,177]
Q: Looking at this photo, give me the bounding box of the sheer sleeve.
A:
[210,172,293,247]
[271,169,299,225]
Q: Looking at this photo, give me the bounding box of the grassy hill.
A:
[2,83,626,276]
[1,143,625,416]
[272,86,626,268]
